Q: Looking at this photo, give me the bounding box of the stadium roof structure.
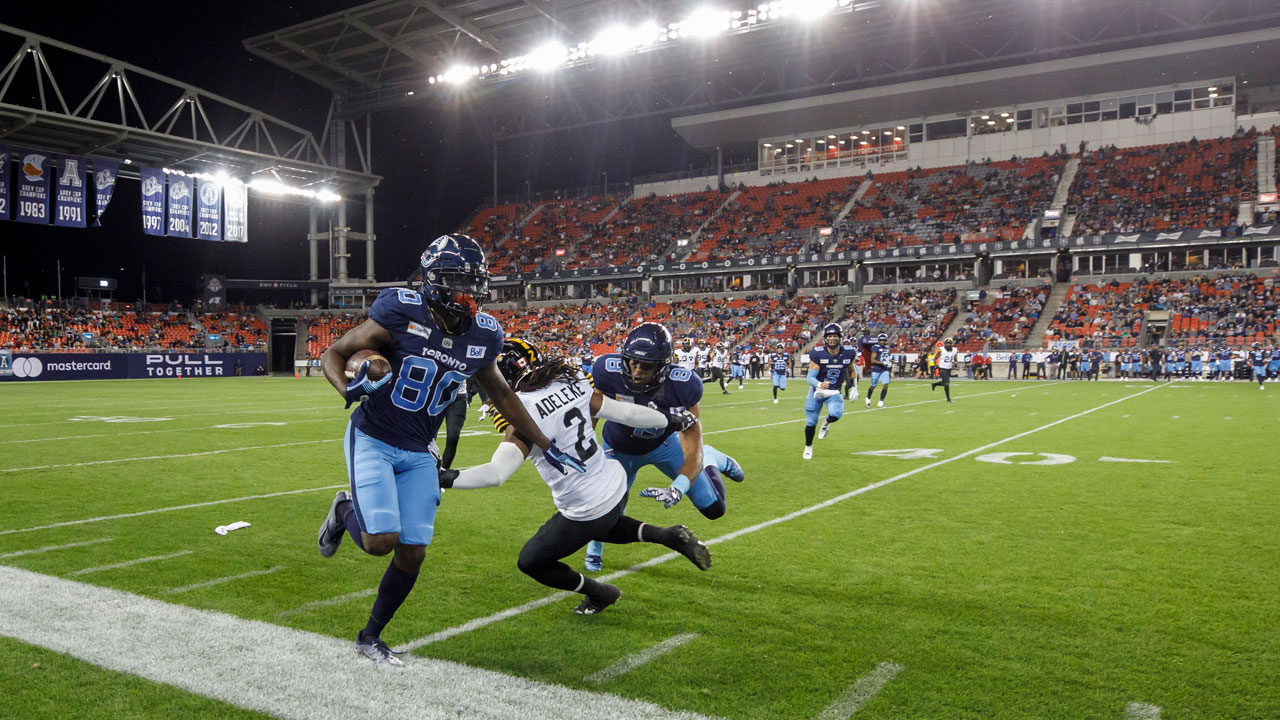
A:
[247,0,1280,141]
[0,23,379,196]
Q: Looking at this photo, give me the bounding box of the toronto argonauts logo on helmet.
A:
[418,233,489,333]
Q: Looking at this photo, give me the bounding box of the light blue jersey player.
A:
[770,343,789,403]
[583,322,745,572]
[1250,342,1268,389]
[314,234,585,665]
[865,332,893,408]
[1269,346,1280,380]
[731,347,746,387]
[803,323,858,459]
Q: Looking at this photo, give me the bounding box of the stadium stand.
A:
[304,313,363,359]
[569,190,727,269]
[691,178,855,261]
[843,287,957,350]
[0,304,264,352]
[1042,281,1147,346]
[953,283,1050,351]
[1158,273,1278,344]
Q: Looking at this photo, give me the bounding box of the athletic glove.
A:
[640,485,683,509]
[542,440,587,474]
[344,361,393,408]
[438,468,459,489]
[665,409,699,433]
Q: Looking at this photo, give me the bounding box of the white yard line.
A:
[0,566,722,720]
[398,383,1159,652]
[15,395,328,416]
[164,565,286,595]
[1,439,338,473]
[1124,702,1162,720]
[0,405,339,429]
[1098,457,1172,464]
[277,588,378,619]
[584,633,700,683]
[815,662,903,720]
[0,485,346,537]
[0,538,112,560]
[0,417,343,445]
[71,550,194,576]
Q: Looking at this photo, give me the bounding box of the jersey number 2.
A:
[562,407,599,461]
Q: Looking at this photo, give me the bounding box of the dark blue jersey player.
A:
[582,322,745,572]
[804,323,858,459]
[1250,342,1268,389]
[770,343,789,403]
[314,234,585,665]
[865,332,893,408]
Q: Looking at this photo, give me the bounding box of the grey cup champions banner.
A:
[54,155,87,228]
[196,179,221,241]
[166,174,193,238]
[224,182,247,243]
[93,159,120,226]
[140,167,165,235]
[0,145,9,221]
[14,149,50,224]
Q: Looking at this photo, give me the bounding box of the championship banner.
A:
[53,155,87,228]
[14,149,50,224]
[223,182,247,243]
[0,145,9,221]
[93,159,120,225]
[165,174,193,238]
[140,167,165,236]
[196,179,221,241]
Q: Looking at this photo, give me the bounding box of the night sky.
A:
[1,3,720,303]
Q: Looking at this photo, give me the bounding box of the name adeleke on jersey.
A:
[532,380,588,419]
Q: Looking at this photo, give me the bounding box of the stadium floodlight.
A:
[785,0,837,21]
[680,7,731,38]
[763,142,773,147]
[980,114,990,119]
[526,43,568,71]
[591,23,662,55]
[442,65,472,84]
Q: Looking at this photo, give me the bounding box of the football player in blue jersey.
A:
[803,323,858,459]
[770,342,789,403]
[1249,342,1268,389]
[314,234,587,666]
[865,332,892,408]
[1269,345,1279,381]
[582,322,746,572]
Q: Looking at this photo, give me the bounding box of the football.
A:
[345,349,392,381]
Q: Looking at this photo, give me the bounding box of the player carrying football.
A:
[803,323,858,459]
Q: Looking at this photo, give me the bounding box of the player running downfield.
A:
[1250,342,1268,389]
[582,322,746,572]
[865,333,893,408]
[731,346,747,389]
[802,323,858,459]
[930,337,957,403]
[440,338,710,615]
[770,343,788,403]
[314,234,586,666]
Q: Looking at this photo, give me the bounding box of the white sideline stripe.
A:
[1124,702,1162,720]
[1098,457,1172,464]
[0,485,346,537]
[0,538,112,559]
[18,395,331,415]
[399,383,1154,652]
[164,565,286,595]
[277,588,378,619]
[0,417,342,445]
[0,567,722,720]
[815,662,903,720]
[71,550,194,576]
[585,633,700,683]
[1,439,337,473]
[0,405,339,429]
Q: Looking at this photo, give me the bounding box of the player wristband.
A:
[672,474,692,494]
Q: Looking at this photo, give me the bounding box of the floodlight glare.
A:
[527,43,567,71]
[442,65,471,84]
[788,0,836,21]
[681,7,730,38]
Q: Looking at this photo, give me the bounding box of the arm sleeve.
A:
[595,396,668,428]
[450,442,527,490]
[807,367,821,388]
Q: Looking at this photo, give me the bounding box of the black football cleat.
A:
[317,490,350,558]
[574,583,622,615]
[667,525,712,571]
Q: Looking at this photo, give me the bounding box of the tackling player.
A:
[581,323,745,572]
[314,234,586,666]
[930,337,957,403]
[865,333,892,408]
[770,343,788,403]
[802,323,858,459]
[440,338,710,615]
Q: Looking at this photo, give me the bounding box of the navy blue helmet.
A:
[619,322,673,393]
[418,234,489,333]
[877,332,889,344]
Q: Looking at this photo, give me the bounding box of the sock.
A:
[825,415,840,426]
[603,516,667,545]
[702,466,725,502]
[339,501,366,551]
[804,425,816,446]
[880,388,888,401]
[773,386,778,399]
[944,384,951,401]
[361,560,418,640]
[866,386,874,400]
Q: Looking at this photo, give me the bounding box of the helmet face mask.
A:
[419,234,489,334]
[823,322,842,352]
[620,323,673,393]
[497,338,541,391]
[878,332,889,344]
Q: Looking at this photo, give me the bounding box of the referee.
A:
[931,337,958,403]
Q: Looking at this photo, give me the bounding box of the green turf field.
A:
[1,375,1277,719]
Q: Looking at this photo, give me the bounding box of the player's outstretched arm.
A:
[320,319,394,397]
[589,392,695,432]
[474,362,586,473]
[441,428,530,490]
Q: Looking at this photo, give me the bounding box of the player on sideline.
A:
[770,342,788,403]
[582,322,746,572]
[731,346,747,389]
[1269,344,1280,381]
[802,323,858,459]
[1250,342,1268,389]
[930,337,958,403]
[439,338,710,615]
[843,333,860,399]
[865,332,893,408]
[315,234,586,666]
